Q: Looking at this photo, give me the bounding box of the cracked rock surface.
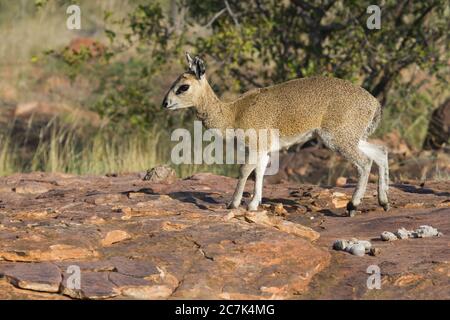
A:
[0,172,448,299]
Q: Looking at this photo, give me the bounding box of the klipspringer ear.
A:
[185,52,206,79]
[185,52,194,69]
[193,57,206,79]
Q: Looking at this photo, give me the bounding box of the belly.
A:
[276,130,315,151]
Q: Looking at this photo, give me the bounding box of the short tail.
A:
[364,103,382,138]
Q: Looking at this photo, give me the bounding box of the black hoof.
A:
[346,202,358,217]
[381,202,390,211]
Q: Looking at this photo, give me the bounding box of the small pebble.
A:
[369,247,381,256]
[358,240,372,251]
[272,203,287,216]
[411,231,419,238]
[332,238,372,256]
[395,227,412,240]
[382,225,443,241]
[333,239,348,251]
[415,225,442,238]
[335,176,347,187]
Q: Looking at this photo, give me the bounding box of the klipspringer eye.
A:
[176,84,190,94]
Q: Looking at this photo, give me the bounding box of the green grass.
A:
[0,116,238,178]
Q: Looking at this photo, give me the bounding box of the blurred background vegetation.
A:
[0,0,448,181]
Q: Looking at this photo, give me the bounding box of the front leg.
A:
[227,163,256,209]
[248,153,270,211]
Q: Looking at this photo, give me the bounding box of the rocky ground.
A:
[0,170,448,299]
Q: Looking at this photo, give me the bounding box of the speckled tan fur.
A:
[233,77,379,138]
[165,74,379,140]
[162,54,389,215]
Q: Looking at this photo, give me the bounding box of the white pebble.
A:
[333,238,374,256]
[415,225,440,238]
[395,227,412,239]
[333,239,348,251]
[380,231,397,241]
[348,243,366,257]
[358,240,372,251]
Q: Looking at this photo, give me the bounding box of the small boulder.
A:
[143,165,177,183]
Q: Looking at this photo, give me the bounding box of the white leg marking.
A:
[228,163,255,209]
[358,140,390,207]
[248,153,270,211]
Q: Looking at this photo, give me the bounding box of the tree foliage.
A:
[184,0,449,105]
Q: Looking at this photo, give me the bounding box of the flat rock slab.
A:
[61,271,118,299]
[0,172,448,299]
[0,262,61,293]
[0,172,329,299]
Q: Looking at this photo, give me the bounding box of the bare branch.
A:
[224,0,240,28]
[204,8,226,28]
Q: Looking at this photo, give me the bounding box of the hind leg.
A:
[346,158,372,216]
[358,141,390,211]
[318,131,372,217]
[248,152,270,211]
